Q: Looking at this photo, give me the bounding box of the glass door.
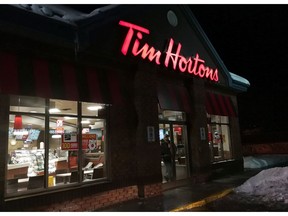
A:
[172,124,188,181]
[159,123,188,183]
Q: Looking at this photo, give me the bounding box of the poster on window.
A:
[61,133,78,150]
[61,133,97,150]
[82,134,97,150]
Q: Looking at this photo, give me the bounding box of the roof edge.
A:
[179,5,250,92]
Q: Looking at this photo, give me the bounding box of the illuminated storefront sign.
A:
[119,20,219,82]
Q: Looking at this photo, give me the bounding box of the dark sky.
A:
[68,4,288,133]
[190,5,288,133]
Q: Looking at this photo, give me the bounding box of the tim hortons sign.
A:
[119,20,219,82]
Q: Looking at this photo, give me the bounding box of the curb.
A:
[170,188,234,212]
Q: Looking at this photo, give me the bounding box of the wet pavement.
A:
[205,191,288,212]
[98,169,263,212]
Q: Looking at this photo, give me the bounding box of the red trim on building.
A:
[205,92,237,117]
[85,67,103,103]
[0,52,124,105]
[0,52,19,94]
[62,62,79,101]
[33,58,52,98]
[107,70,123,105]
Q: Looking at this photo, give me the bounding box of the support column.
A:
[133,63,162,198]
[188,79,211,178]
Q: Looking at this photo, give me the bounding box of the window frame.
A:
[207,114,233,163]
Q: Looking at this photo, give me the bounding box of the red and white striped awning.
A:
[205,91,237,117]
[0,52,123,105]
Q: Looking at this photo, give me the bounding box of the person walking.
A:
[160,134,176,182]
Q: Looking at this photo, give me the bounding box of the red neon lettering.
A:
[191,54,205,75]
[119,20,219,82]
[197,64,206,78]
[164,39,181,70]
[205,68,214,80]
[212,69,219,81]
[179,56,188,72]
[132,32,161,64]
[119,20,150,55]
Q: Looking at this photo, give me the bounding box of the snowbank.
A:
[235,167,288,204]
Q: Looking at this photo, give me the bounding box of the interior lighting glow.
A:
[87,106,103,110]
[52,134,61,139]
[49,108,61,113]
[64,116,77,120]
[81,120,91,124]
[13,129,29,136]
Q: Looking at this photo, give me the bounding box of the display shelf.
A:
[9,149,56,177]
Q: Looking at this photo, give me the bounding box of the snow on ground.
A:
[207,155,288,211]
[235,167,288,204]
[233,155,288,206]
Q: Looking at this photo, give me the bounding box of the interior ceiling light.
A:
[87,105,103,110]
[49,108,61,113]
[52,134,62,139]
[64,116,77,120]
[10,139,17,146]
[81,120,91,124]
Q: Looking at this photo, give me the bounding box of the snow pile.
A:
[235,167,288,204]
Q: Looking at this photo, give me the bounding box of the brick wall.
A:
[23,183,164,211]
[143,183,162,198]
[26,185,138,212]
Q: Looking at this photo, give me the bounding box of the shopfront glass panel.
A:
[7,95,46,193]
[81,118,106,181]
[159,109,188,183]
[173,124,188,180]
[6,96,108,195]
[207,114,232,162]
[49,115,78,186]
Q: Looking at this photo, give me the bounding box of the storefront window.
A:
[207,114,232,162]
[6,96,107,194]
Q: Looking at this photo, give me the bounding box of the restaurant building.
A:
[0,5,250,211]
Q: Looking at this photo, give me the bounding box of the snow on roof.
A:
[12,4,116,26]
[229,72,250,87]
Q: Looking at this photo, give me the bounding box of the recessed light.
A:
[81,120,91,124]
[87,106,103,110]
[49,108,61,113]
[64,116,77,120]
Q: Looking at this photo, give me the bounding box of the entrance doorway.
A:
[159,123,189,183]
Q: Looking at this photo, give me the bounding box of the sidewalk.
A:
[98,169,261,212]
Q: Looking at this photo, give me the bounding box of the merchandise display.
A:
[9,149,56,177]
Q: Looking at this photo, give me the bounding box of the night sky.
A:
[68,4,288,136]
[190,5,288,135]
